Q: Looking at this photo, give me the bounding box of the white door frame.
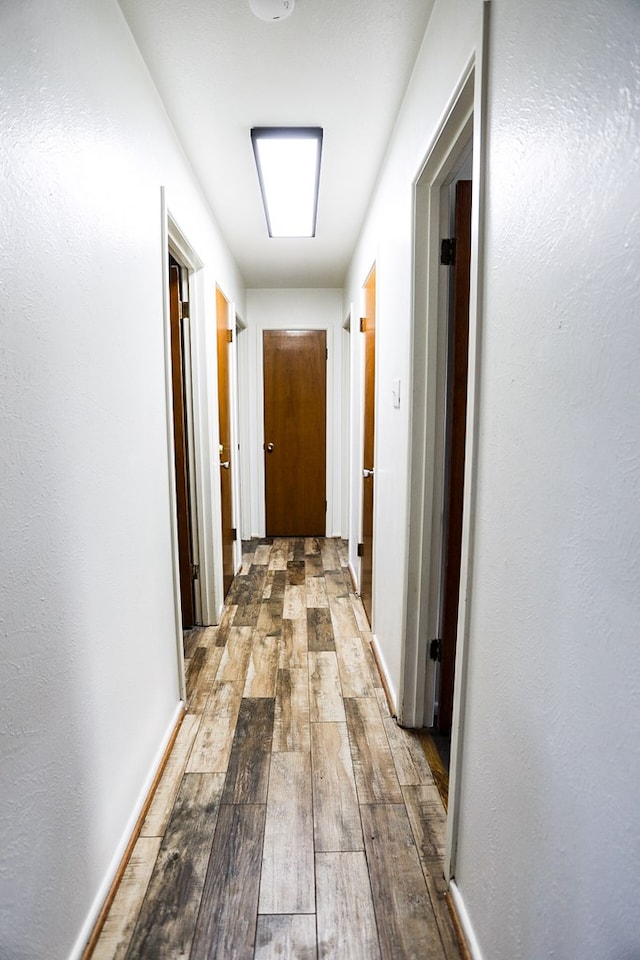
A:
[400,1,490,882]
[161,189,217,698]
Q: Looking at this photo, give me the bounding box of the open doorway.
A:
[402,64,480,821]
[168,252,200,630]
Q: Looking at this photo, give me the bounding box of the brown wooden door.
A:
[361,266,376,626]
[438,180,472,734]
[169,262,195,628]
[263,329,326,536]
[216,287,234,597]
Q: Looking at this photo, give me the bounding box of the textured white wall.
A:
[242,288,345,538]
[0,1,243,958]
[454,1,640,957]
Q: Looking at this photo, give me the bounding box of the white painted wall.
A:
[0,2,244,958]
[346,0,640,956]
[242,288,345,538]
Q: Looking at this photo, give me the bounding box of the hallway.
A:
[91,538,461,960]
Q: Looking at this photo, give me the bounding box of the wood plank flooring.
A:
[91,538,460,960]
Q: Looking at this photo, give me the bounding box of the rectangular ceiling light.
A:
[251,127,323,238]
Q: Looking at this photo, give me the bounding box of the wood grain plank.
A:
[259,752,314,914]
[401,784,447,868]
[269,539,289,570]
[286,559,306,585]
[233,601,262,627]
[336,539,349,567]
[305,537,320,555]
[255,915,317,960]
[328,596,360,638]
[344,698,403,803]
[360,803,443,960]
[349,593,370,632]
[316,852,381,960]
[190,804,266,960]
[183,627,203,661]
[125,774,224,959]
[279,617,308,669]
[334,636,374,699]
[374,687,392,718]
[187,647,224,715]
[215,603,238,648]
[221,697,275,803]
[244,631,280,698]
[309,652,345,723]
[324,570,348,599]
[383,717,436,786]
[307,607,335,652]
[253,543,272,565]
[263,569,287,601]
[319,537,340,572]
[305,554,324,578]
[141,713,200,837]
[361,632,384,690]
[283,583,307,620]
[273,668,310,752]
[257,597,284,636]
[216,626,253,681]
[92,837,162,960]
[306,576,329,608]
[311,722,362,852]
[186,681,243,774]
[186,646,207,702]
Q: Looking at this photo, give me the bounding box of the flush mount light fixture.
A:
[249,0,295,21]
[251,127,323,238]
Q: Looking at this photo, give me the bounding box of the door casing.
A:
[401,31,489,882]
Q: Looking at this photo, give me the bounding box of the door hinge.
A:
[191,563,200,581]
[231,528,237,540]
[440,238,456,266]
[359,317,366,333]
[325,500,327,513]
[357,542,364,557]
[227,329,234,343]
[326,347,328,360]
[429,638,442,662]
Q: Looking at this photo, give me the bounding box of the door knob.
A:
[363,468,374,478]
[220,460,230,470]
[266,442,275,453]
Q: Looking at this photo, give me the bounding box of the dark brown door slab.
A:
[169,261,195,628]
[438,179,472,733]
[263,329,327,536]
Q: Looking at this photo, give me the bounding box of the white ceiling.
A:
[117,0,435,288]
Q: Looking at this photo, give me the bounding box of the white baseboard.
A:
[68,700,185,960]
[449,879,484,960]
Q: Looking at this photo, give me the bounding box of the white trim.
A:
[446,0,492,880]
[160,188,187,699]
[448,880,484,960]
[166,207,221,627]
[68,701,184,960]
[400,64,476,730]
